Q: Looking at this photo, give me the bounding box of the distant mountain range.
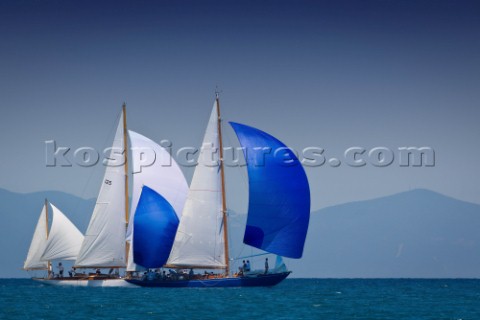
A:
[287,189,480,278]
[2,188,479,278]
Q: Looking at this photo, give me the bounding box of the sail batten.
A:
[230,122,310,259]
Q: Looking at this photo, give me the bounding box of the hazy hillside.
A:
[2,188,479,278]
[286,189,480,278]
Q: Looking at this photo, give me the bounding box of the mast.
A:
[216,93,230,275]
[122,103,130,267]
[45,198,51,274]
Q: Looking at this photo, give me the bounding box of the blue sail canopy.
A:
[230,122,310,259]
[133,186,179,268]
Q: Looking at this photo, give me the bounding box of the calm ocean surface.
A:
[0,279,479,320]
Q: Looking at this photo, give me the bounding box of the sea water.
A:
[0,279,479,319]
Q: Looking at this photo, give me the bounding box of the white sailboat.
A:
[32,105,131,287]
[24,200,84,277]
[30,104,189,287]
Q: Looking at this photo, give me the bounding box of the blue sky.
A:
[1,0,479,211]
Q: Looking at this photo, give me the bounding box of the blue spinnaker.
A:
[133,186,179,268]
[230,122,310,259]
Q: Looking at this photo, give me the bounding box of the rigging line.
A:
[231,252,269,261]
[74,108,122,228]
[221,119,249,190]
[222,121,263,264]
[236,245,246,261]
[79,109,121,200]
[221,116,249,262]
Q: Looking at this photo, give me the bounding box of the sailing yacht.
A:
[127,94,310,287]
[24,200,84,277]
[29,104,189,287]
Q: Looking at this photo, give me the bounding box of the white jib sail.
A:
[24,204,48,270]
[75,112,127,267]
[126,130,189,271]
[167,100,226,268]
[41,203,84,261]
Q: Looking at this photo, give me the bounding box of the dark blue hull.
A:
[126,272,291,288]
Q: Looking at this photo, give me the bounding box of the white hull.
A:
[33,278,137,288]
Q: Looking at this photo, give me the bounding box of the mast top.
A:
[215,87,222,100]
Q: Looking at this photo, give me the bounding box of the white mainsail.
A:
[126,130,189,271]
[75,112,127,267]
[167,100,226,268]
[24,204,49,270]
[41,203,84,261]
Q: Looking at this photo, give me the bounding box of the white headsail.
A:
[75,112,127,267]
[41,203,84,261]
[126,130,189,271]
[167,100,226,268]
[24,204,49,270]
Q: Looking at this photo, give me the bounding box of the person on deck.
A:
[264,258,269,274]
[169,269,177,280]
[58,262,64,277]
[246,260,251,272]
